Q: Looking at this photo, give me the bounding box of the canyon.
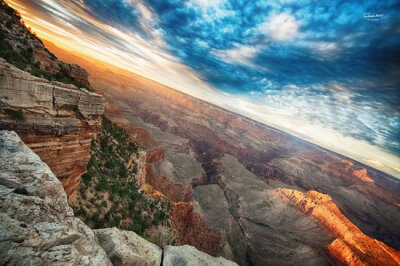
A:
[0,1,399,263]
[46,43,400,265]
[0,130,236,265]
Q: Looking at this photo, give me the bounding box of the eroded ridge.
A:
[277,188,400,265]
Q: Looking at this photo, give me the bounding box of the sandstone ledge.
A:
[0,58,104,201]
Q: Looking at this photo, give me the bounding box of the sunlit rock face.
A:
[0,59,104,202]
[49,46,400,265]
[276,189,400,265]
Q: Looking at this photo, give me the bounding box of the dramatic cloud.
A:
[259,13,300,41]
[6,0,400,177]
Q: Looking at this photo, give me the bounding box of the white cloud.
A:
[186,0,234,20]
[125,0,166,47]
[212,43,266,67]
[306,41,339,56]
[259,13,299,41]
[187,0,225,9]
[213,44,258,64]
[327,82,349,91]
[196,39,209,48]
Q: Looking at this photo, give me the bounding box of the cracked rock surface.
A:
[0,130,111,265]
[94,228,162,266]
[163,245,237,266]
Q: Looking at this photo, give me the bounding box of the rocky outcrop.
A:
[94,228,162,266]
[0,59,103,202]
[276,188,400,265]
[0,5,90,86]
[0,130,238,266]
[94,228,236,266]
[0,130,111,265]
[163,245,237,266]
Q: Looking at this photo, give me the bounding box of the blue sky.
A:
[9,0,400,176]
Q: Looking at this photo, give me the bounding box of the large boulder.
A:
[0,130,111,265]
[94,228,162,266]
[163,245,238,266]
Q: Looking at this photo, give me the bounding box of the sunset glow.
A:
[6,0,400,177]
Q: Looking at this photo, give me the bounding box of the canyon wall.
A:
[0,59,103,202]
[58,54,400,265]
[0,130,237,266]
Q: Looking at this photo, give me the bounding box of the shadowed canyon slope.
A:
[48,43,400,265]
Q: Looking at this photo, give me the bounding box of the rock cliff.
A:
[0,2,90,88]
[0,59,104,202]
[0,130,111,265]
[0,130,238,266]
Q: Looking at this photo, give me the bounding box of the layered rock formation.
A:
[277,189,400,265]
[0,130,238,266]
[0,59,103,201]
[46,39,400,265]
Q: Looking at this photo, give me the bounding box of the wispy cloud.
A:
[6,0,400,177]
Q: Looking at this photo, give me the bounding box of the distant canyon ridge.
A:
[43,40,400,265]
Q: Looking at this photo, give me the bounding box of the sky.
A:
[6,0,400,177]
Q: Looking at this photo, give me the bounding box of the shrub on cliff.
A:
[0,0,93,90]
[4,109,24,121]
[72,116,175,244]
[53,69,91,90]
[0,0,20,18]
[0,32,27,70]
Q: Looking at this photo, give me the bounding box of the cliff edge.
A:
[0,58,103,202]
[0,130,237,266]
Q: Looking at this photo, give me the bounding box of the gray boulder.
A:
[0,130,111,265]
[94,227,162,266]
[163,245,238,266]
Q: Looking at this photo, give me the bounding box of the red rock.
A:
[352,168,374,182]
[146,148,165,163]
[172,202,224,257]
[277,188,400,265]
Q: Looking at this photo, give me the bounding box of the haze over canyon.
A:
[0,0,400,265]
[6,0,400,178]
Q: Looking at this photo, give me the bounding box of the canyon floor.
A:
[47,42,400,266]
